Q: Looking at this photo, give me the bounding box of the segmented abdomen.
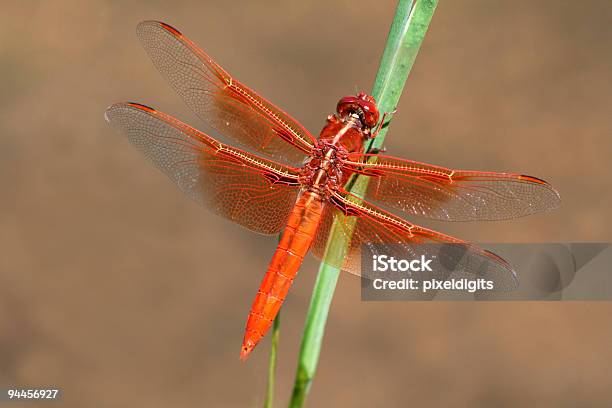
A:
[240,190,324,359]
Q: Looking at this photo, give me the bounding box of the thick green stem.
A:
[288,1,438,407]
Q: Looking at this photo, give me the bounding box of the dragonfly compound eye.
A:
[336,94,380,129]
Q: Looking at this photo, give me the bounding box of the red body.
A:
[242,190,324,357]
[106,21,561,360]
[242,105,374,358]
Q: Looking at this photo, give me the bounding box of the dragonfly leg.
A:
[367,146,387,154]
[372,108,398,138]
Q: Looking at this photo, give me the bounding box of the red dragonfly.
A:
[105,21,560,359]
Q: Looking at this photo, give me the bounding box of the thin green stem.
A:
[264,312,281,408]
[288,1,438,407]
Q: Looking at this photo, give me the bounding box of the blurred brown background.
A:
[1,1,611,407]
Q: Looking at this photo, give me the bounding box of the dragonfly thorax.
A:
[318,113,369,155]
[299,141,346,196]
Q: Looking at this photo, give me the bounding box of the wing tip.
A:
[483,249,519,289]
[519,174,548,185]
[158,21,182,36]
[519,174,562,208]
[137,20,182,36]
[125,102,157,112]
[104,103,123,123]
[104,102,157,123]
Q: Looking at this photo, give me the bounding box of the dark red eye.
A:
[336,93,380,128]
[359,99,380,128]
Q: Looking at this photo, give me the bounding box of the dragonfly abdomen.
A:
[240,190,325,359]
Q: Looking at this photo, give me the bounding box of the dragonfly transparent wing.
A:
[344,154,560,221]
[311,189,518,290]
[136,21,316,165]
[105,102,301,234]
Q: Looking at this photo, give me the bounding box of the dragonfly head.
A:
[336,92,380,132]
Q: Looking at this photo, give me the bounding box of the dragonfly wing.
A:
[105,102,301,235]
[344,154,560,221]
[136,21,316,164]
[310,189,517,289]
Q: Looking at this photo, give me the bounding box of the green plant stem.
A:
[288,1,438,407]
[264,312,281,408]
